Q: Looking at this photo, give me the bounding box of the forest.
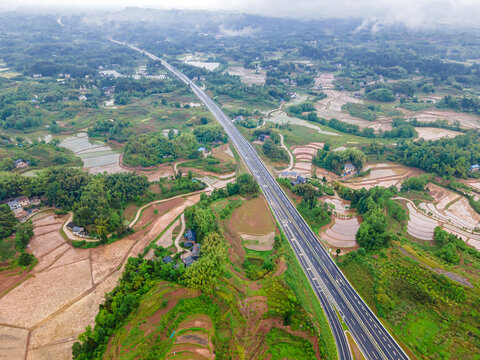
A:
[123,125,225,167]
[392,131,480,178]
[0,168,150,236]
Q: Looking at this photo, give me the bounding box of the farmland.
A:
[0,195,200,359]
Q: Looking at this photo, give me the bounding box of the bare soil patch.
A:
[123,203,139,221]
[52,247,90,267]
[0,269,31,295]
[148,183,162,194]
[133,197,183,230]
[27,340,76,360]
[242,231,276,251]
[33,243,70,272]
[212,143,235,162]
[415,127,463,141]
[399,108,480,129]
[344,162,424,190]
[229,197,276,236]
[0,259,93,328]
[225,66,266,85]
[128,163,174,181]
[0,194,201,360]
[90,239,134,284]
[28,272,121,351]
[0,325,28,360]
[314,72,335,90]
[29,228,67,258]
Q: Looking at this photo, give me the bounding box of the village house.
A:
[183,256,194,267]
[14,159,28,169]
[72,226,85,236]
[279,171,298,179]
[233,115,245,122]
[15,196,30,207]
[291,175,307,186]
[67,222,89,238]
[30,196,41,206]
[14,209,30,223]
[343,163,356,177]
[469,164,480,173]
[7,199,21,211]
[184,229,197,248]
[258,134,270,142]
[192,243,201,259]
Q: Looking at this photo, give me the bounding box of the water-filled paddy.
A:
[59,133,122,173]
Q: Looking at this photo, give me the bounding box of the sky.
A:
[1,0,480,28]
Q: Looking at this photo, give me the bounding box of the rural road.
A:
[115,39,410,360]
[174,213,186,253]
[129,190,207,228]
[278,133,294,172]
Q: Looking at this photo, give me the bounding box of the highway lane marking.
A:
[271,198,391,360]
[134,47,408,360]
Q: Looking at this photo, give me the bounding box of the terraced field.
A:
[0,195,200,360]
[344,162,424,190]
[59,132,124,174]
[405,201,438,241]
[321,217,360,250]
[290,142,323,176]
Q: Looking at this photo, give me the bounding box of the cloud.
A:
[1,0,480,28]
[217,25,259,37]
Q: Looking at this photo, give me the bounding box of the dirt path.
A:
[278,134,294,172]
[174,213,186,253]
[61,212,97,242]
[0,195,201,360]
[173,160,188,174]
[129,190,206,227]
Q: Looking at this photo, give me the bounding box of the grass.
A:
[398,102,433,111]
[280,232,338,359]
[339,235,480,360]
[265,327,317,360]
[227,141,248,174]
[342,102,402,121]
[276,122,395,148]
[228,196,276,235]
[181,155,236,174]
[346,332,365,360]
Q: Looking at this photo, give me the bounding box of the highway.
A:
[115,39,410,360]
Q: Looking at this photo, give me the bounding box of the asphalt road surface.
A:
[114,39,410,360]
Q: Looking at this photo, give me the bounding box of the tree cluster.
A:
[392,131,480,178]
[0,169,149,234]
[313,148,366,174]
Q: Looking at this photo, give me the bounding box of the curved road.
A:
[114,39,410,360]
[278,133,294,172]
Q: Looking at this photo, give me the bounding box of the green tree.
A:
[18,252,34,266]
[15,221,34,250]
[0,204,17,239]
[181,232,227,293]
